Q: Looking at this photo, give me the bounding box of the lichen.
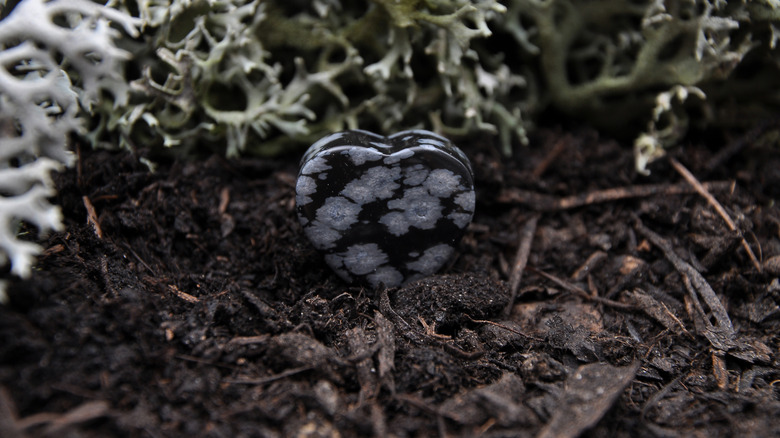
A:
[504,1,747,113]
[89,0,780,170]
[503,0,779,170]
[634,85,706,174]
[93,0,527,157]
[0,0,138,301]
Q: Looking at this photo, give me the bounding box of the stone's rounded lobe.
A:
[296,129,475,288]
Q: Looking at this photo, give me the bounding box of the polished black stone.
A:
[296,129,475,288]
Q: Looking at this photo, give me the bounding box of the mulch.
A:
[1,125,779,437]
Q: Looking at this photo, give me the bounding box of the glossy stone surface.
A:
[296,129,475,288]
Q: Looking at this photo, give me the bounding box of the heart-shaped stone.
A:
[296,129,475,288]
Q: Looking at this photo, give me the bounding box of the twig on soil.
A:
[532,136,575,178]
[641,376,683,425]
[373,312,396,390]
[218,187,230,214]
[99,257,119,298]
[121,243,157,276]
[442,343,486,360]
[348,326,378,405]
[625,289,692,338]
[571,251,608,282]
[668,157,762,272]
[379,287,424,344]
[167,284,199,303]
[498,181,732,211]
[82,196,103,239]
[712,350,728,389]
[7,398,110,435]
[370,403,388,437]
[466,316,543,342]
[503,214,539,317]
[528,267,635,310]
[175,354,240,370]
[240,289,281,319]
[225,365,313,385]
[227,335,269,345]
[418,316,451,339]
[634,219,736,350]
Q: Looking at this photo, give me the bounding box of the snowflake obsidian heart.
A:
[296,130,475,288]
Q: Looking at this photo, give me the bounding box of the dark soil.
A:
[1,126,779,437]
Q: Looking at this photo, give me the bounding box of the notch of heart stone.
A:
[296,130,475,288]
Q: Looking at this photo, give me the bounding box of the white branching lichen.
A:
[0,0,139,302]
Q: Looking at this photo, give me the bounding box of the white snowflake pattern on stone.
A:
[315,196,361,231]
[367,266,404,288]
[346,148,383,165]
[379,211,409,236]
[341,166,401,204]
[305,221,343,249]
[424,168,462,198]
[295,175,317,205]
[383,148,414,164]
[403,164,429,186]
[448,212,473,228]
[406,244,454,273]
[323,253,353,282]
[454,191,476,211]
[301,156,332,175]
[386,187,443,232]
[341,243,388,276]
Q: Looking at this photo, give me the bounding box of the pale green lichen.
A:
[0,0,138,301]
[89,0,780,170]
[634,85,707,174]
[94,0,528,157]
